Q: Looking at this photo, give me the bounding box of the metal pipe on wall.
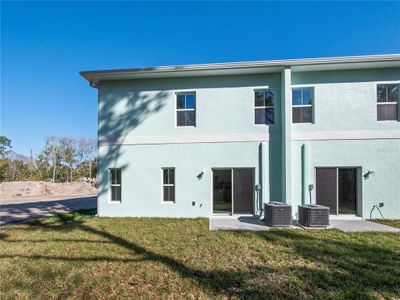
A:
[301,143,309,205]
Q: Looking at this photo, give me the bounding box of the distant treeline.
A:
[0,136,97,183]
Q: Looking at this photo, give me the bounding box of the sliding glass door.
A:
[316,167,358,215]
[212,169,254,215]
[213,170,232,214]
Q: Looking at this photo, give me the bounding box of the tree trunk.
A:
[52,159,56,183]
[31,156,42,179]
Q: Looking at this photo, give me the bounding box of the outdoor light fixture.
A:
[197,171,204,180]
[363,169,375,179]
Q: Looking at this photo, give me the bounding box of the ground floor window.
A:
[110,168,121,202]
[162,168,175,202]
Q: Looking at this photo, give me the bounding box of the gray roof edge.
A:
[80,54,400,79]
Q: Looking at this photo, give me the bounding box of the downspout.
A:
[260,142,268,215]
[301,143,308,205]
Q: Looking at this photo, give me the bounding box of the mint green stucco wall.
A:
[290,68,400,219]
[291,140,400,219]
[98,142,282,217]
[97,74,283,217]
[98,74,282,141]
[291,68,400,132]
[97,68,400,219]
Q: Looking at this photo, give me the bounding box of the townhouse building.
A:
[81,55,400,219]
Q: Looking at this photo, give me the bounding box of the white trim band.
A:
[292,130,400,141]
[98,130,400,146]
[99,133,278,146]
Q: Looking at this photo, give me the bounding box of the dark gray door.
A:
[233,169,253,214]
[338,168,357,214]
[316,168,337,214]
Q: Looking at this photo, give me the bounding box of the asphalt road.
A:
[0,196,97,226]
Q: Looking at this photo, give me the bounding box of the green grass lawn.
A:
[1,210,400,299]
[371,219,400,229]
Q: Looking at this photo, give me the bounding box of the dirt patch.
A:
[0,181,97,202]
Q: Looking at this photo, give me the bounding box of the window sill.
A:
[108,200,122,204]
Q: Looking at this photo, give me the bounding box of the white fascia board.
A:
[80,54,400,86]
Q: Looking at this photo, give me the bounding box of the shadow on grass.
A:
[0,197,97,226]
[261,229,400,298]
[2,210,400,299]
[2,210,272,298]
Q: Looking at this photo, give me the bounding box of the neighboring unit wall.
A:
[291,139,400,219]
[291,68,400,133]
[290,68,400,219]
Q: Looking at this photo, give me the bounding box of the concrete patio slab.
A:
[209,216,400,233]
[330,219,400,233]
[210,216,300,231]
[210,216,270,231]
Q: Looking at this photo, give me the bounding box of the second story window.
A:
[176,92,196,127]
[292,88,313,123]
[255,90,275,125]
[377,84,398,121]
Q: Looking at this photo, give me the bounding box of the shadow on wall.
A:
[97,89,169,198]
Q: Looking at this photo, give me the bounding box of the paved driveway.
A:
[0,196,97,226]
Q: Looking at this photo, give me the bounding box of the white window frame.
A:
[176,92,196,127]
[109,168,122,203]
[254,89,276,126]
[377,84,399,122]
[292,87,314,124]
[161,168,175,203]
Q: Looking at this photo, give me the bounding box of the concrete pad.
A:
[293,221,332,230]
[331,219,400,233]
[210,216,270,231]
[209,216,301,231]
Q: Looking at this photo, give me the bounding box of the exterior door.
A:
[212,168,254,215]
[316,168,338,214]
[316,167,358,215]
[233,169,254,214]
